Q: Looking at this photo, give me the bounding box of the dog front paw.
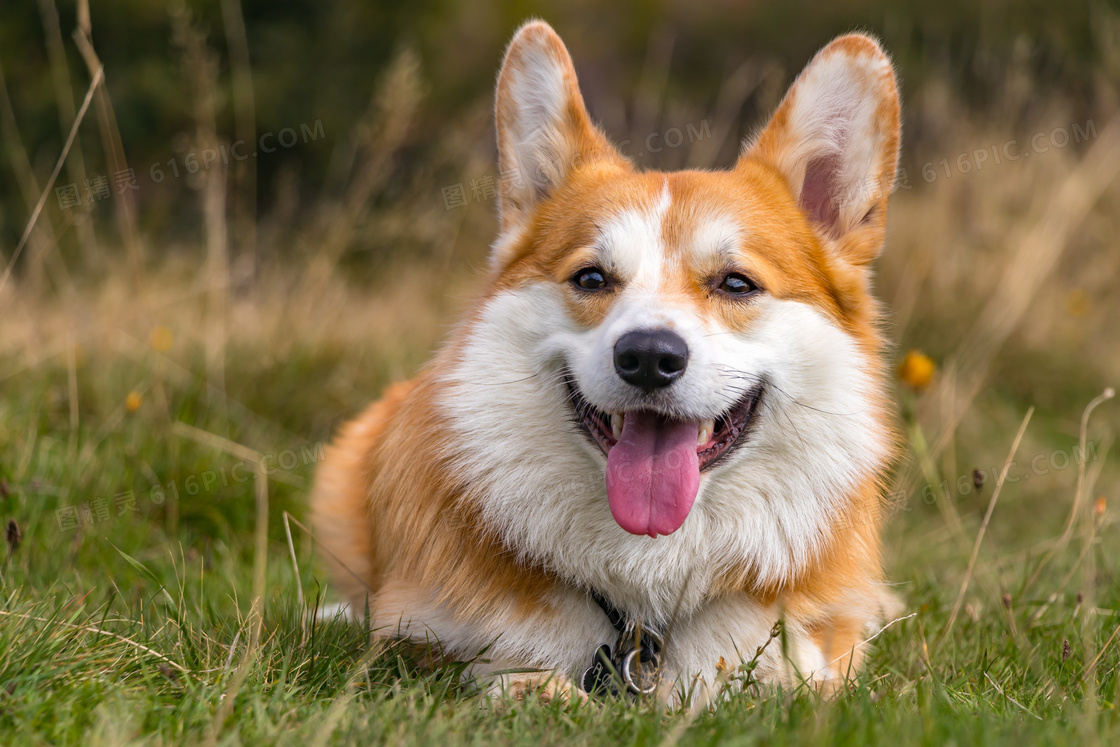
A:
[488,671,590,705]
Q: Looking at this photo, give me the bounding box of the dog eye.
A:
[717,273,759,296]
[573,267,610,291]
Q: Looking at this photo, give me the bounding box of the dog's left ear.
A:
[742,34,900,266]
[493,21,626,267]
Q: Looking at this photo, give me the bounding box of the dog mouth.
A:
[564,372,763,538]
[564,374,764,471]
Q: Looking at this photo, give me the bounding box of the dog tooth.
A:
[611,413,625,440]
[697,418,715,447]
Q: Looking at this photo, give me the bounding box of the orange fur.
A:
[312,372,558,623]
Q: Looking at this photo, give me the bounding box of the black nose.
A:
[613,328,689,391]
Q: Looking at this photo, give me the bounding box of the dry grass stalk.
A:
[171,421,269,621]
[283,511,308,642]
[72,0,145,286]
[219,0,258,277]
[282,512,376,604]
[36,0,101,265]
[0,62,102,296]
[944,406,1034,635]
[301,47,423,296]
[0,58,70,295]
[1024,387,1116,594]
[1081,622,1120,684]
[172,2,230,403]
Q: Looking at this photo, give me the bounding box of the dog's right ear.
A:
[493,21,625,266]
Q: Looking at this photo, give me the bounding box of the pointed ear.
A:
[494,21,624,260]
[742,34,900,265]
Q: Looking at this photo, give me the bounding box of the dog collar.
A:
[580,590,664,697]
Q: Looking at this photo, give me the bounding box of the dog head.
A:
[442,21,900,607]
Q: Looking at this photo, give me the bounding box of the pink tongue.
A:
[605,411,700,537]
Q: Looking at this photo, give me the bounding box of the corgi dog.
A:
[311,20,902,704]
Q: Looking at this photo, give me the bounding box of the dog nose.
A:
[613,329,689,391]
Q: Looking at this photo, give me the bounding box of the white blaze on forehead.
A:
[682,211,746,267]
[596,179,671,288]
[597,184,750,285]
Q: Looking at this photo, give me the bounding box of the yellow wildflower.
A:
[899,350,935,391]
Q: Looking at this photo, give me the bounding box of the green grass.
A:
[1,318,1117,746]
